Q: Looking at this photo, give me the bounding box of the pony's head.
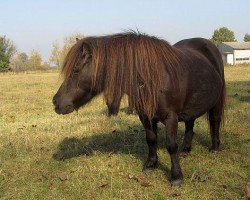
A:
[52,39,99,115]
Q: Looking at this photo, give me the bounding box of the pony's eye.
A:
[73,69,79,75]
[82,53,91,61]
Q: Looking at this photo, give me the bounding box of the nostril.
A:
[65,104,73,109]
[52,98,57,105]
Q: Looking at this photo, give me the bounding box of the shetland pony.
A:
[53,32,225,185]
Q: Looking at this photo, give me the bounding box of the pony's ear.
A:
[82,43,92,60]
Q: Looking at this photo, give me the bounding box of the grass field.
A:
[0,66,249,199]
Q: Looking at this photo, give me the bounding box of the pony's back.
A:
[174,38,224,76]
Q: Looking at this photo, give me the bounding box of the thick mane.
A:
[62,32,181,118]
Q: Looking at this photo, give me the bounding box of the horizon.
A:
[1,0,249,62]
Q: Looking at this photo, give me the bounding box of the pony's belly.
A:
[177,109,207,122]
[177,68,223,122]
[178,90,220,121]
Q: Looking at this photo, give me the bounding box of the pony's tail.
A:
[207,78,226,137]
[218,77,226,126]
[206,68,226,135]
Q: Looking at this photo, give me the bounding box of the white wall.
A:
[227,54,234,65]
[234,50,250,64]
[218,44,250,65]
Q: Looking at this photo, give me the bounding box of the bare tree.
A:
[49,33,84,69]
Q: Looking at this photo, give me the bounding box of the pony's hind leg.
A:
[180,119,195,154]
[164,112,183,186]
[139,115,158,170]
[208,106,222,152]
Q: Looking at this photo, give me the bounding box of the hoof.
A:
[126,109,133,115]
[171,179,183,187]
[209,149,220,153]
[179,151,189,157]
[143,160,158,171]
[179,147,191,157]
[209,146,220,152]
[107,112,118,117]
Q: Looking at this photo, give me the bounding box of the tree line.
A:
[0,36,45,72]
[0,28,250,72]
[211,27,250,46]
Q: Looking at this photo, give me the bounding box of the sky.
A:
[0,0,249,62]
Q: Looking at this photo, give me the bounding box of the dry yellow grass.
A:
[0,66,249,199]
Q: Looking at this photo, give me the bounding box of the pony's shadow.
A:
[227,81,250,103]
[53,125,146,161]
[53,124,173,177]
[53,121,213,180]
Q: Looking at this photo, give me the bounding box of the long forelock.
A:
[61,40,85,81]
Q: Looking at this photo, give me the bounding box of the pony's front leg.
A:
[139,115,158,170]
[164,112,183,186]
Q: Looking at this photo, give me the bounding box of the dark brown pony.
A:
[53,32,226,186]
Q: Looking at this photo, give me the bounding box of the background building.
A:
[218,42,250,65]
